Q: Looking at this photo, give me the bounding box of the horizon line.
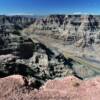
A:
[1,12,100,16]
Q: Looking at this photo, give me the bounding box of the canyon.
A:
[0,14,100,100]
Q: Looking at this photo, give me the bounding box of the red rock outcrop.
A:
[0,75,100,100]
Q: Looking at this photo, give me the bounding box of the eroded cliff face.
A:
[23,15,100,46]
[0,33,74,82]
[0,15,35,33]
[0,15,100,46]
[0,33,98,86]
[0,27,72,81]
[0,15,100,83]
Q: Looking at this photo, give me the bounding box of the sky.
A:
[0,0,100,15]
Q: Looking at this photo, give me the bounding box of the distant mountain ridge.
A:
[22,14,100,46]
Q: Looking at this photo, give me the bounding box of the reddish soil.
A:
[0,75,100,100]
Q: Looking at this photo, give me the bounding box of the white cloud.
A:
[73,12,88,15]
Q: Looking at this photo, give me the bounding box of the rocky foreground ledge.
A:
[0,75,100,100]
